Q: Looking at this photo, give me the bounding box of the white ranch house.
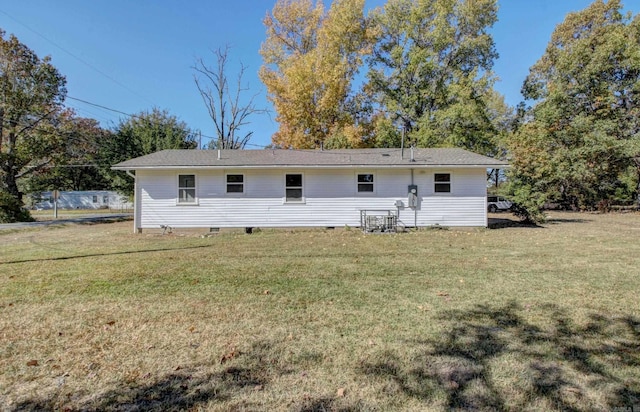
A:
[112,148,509,233]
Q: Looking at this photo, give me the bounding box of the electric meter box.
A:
[407,185,418,207]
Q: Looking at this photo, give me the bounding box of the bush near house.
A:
[0,192,34,223]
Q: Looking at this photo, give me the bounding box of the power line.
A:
[8,94,386,153]
[69,96,397,153]
[23,164,103,169]
[67,105,118,125]
[1,8,272,150]
[67,96,134,119]
[65,96,268,148]
[0,8,156,107]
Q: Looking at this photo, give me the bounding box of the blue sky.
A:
[1,1,637,148]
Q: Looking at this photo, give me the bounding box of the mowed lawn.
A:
[0,213,639,411]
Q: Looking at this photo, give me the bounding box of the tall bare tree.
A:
[193,46,264,149]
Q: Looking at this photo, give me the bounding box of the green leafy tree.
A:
[506,0,640,217]
[0,30,67,222]
[260,0,373,148]
[367,0,507,156]
[25,112,112,193]
[101,108,196,195]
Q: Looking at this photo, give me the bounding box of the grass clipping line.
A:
[0,212,639,411]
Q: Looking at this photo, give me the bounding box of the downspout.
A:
[411,169,417,228]
[125,170,141,233]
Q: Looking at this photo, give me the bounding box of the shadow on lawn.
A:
[9,304,639,411]
[545,217,590,225]
[359,302,640,411]
[12,369,241,411]
[487,217,542,229]
[488,213,590,230]
[11,341,281,411]
[11,340,365,412]
[0,244,212,265]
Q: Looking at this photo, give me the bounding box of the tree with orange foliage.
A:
[259,0,373,149]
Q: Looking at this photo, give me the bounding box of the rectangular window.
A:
[357,173,374,192]
[103,195,109,203]
[285,174,303,202]
[92,195,98,203]
[226,174,244,193]
[434,173,451,193]
[178,174,196,203]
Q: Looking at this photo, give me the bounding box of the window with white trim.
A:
[357,173,374,192]
[226,174,244,193]
[434,173,451,193]
[178,174,196,203]
[285,174,303,202]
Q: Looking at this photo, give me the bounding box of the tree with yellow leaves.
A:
[259,0,372,148]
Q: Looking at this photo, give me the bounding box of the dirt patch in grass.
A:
[1,212,639,411]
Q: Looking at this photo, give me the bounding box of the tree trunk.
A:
[3,161,22,202]
[636,164,640,210]
[1,128,23,203]
[0,107,4,153]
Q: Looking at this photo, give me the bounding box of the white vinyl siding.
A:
[135,168,489,229]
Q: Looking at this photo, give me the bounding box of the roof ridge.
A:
[112,148,509,170]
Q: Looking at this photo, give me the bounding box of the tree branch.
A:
[193,46,267,149]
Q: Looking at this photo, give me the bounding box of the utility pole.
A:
[53,190,59,219]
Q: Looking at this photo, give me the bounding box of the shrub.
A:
[501,181,547,225]
[0,192,35,223]
[596,199,611,213]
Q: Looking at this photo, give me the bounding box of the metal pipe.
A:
[411,169,417,228]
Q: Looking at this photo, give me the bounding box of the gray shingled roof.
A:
[112,148,509,170]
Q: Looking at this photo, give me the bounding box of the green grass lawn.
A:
[0,212,639,411]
